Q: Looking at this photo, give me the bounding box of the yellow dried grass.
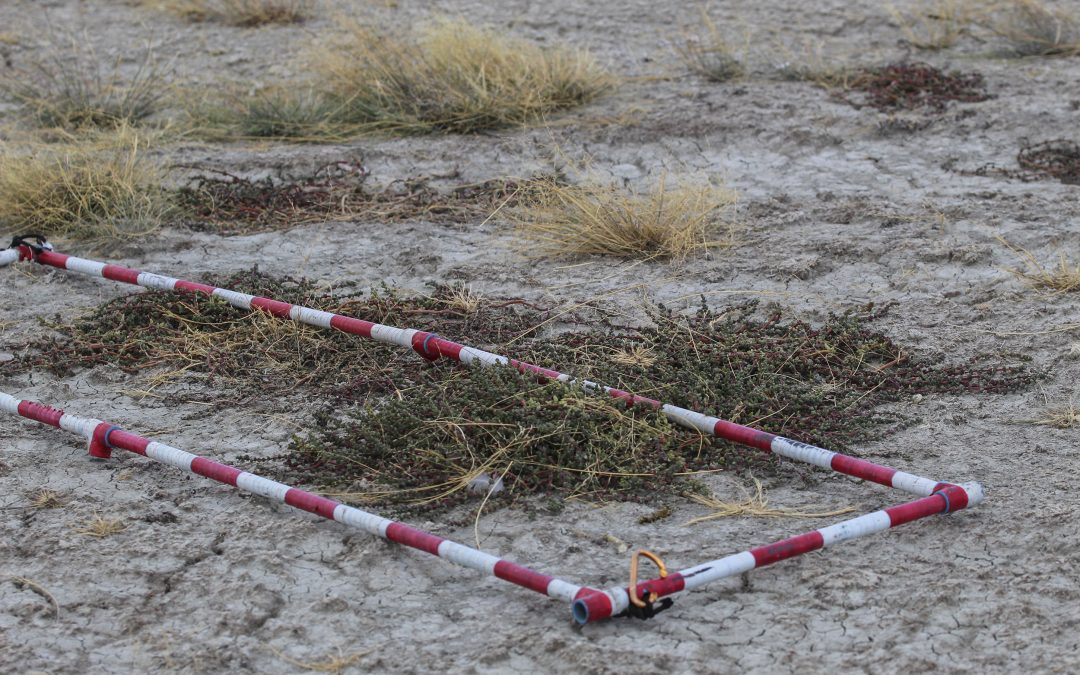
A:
[1029,400,1080,428]
[30,488,66,509]
[888,0,976,50]
[149,0,312,26]
[271,645,378,674]
[676,10,746,81]
[999,236,1080,294]
[0,127,172,243]
[511,177,738,261]
[310,19,614,133]
[74,513,127,537]
[685,477,855,526]
[0,35,165,130]
[989,0,1080,56]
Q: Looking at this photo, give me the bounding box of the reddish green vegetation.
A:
[965,139,1080,184]
[841,62,989,112]
[283,302,1032,509]
[10,270,545,399]
[1017,140,1080,184]
[6,278,1034,511]
[177,163,525,234]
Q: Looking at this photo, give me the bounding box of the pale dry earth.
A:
[0,0,1078,673]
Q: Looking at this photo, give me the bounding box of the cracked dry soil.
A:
[1,0,1078,673]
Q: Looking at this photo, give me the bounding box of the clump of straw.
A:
[685,477,855,526]
[310,19,614,134]
[990,0,1080,56]
[0,127,173,243]
[511,177,738,261]
[999,236,1080,294]
[74,513,127,537]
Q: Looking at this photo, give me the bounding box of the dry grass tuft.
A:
[888,0,974,50]
[30,488,66,509]
[511,177,738,261]
[0,38,164,129]
[311,19,614,134]
[769,38,858,89]
[676,11,746,81]
[150,0,312,26]
[191,86,355,140]
[1029,400,1080,428]
[435,283,485,315]
[74,513,127,537]
[0,128,172,243]
[999,236,1080,294]
[611,344,658,368]
[684,477,855,526]
[990,0,1080,56]
[271,645,376,674]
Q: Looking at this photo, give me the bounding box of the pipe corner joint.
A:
[88,422,113,459]
[571,590,615,625]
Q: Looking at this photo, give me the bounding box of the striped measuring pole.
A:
[2,244,954,498]
[0,391,983,625]
[0,391,593,607]
[573,480,983,623]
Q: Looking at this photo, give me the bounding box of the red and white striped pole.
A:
[3,244,951,498]
[0,390,983,624]
[571,481,983,623]
[0,391,593,606]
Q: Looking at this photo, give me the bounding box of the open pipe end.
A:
[571,598,589,625]
[571,590,615,625]
[961,482,985,508]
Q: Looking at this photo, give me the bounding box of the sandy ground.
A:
[1,0,1079,672]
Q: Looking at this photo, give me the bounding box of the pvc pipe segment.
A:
[0,390,982,625]
[0,392,593,605]
[9,245,953,498]
[571,481,983,624]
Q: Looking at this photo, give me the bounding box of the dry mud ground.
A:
[1,0,1079,672]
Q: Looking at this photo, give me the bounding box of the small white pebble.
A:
[911,394,924,403]
[467,475,490,494]
[467,474,504,496]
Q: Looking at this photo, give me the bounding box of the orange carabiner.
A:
[628,548,668,609]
